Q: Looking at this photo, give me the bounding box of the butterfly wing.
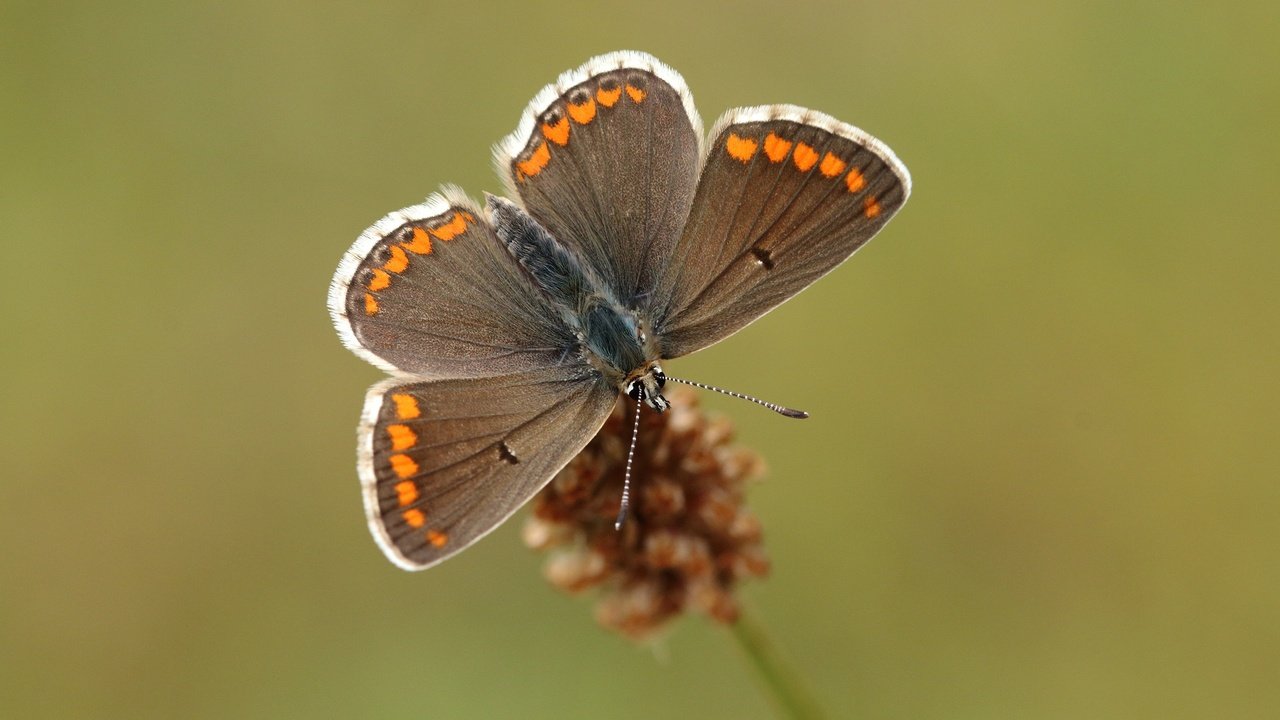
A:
[360,368,617,570]
[331,187,619,569]
[328,186,578,378]
[494,50,702,305]
[648,105,912,358]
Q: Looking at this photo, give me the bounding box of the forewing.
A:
[494,51,702,304]
[359,367,617,570]
[649,105,912,358]
[328,186,576,378]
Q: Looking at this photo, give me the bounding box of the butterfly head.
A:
[625,364,670,413]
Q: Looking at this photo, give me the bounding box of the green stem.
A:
[730,610,828,720]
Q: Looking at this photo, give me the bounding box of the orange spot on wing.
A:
[386,424,417,451]
[430,212,469,242]
[401,227,432,254]
[394,480,418,507]
[845,168,866,193]
[596,86,622,107]
[461,211,476,223]
[389,453,419,479]
[368,269,391,291]
[541,116,570,146]
[567,98,596,124]
[793,142,819,171]
[402,508,426,528]
[819,152,846,178]
[516,141,551,179]
[426,529,448,547]
[863,196,882,218]
[725,133,758,163]
[763,133,792,163]
[390,393,421,420]
[383,244,409,273]
[625,84,645,103]
[364,293,378,315]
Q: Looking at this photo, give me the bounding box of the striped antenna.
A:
[614,394,644,530]
[663,376,809,419]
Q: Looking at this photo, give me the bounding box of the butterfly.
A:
[328,51,910,570]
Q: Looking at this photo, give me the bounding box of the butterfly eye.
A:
[652,365,666,389]
[626,380,645,401]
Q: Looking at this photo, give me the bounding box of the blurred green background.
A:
[3,0,1278,717]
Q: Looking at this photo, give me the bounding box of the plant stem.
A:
[730,610,828,720]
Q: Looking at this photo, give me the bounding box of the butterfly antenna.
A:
[664,376,809,419]
[614,394,643,530]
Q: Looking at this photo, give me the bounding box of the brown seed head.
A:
[524,387,770,640]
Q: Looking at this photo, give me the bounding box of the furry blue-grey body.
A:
[488,195,658,400]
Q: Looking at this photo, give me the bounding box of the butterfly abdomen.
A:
[489,194,648,385]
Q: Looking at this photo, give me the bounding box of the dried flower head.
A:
[523,386,770,640]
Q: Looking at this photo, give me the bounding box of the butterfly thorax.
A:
[489,195,667,409]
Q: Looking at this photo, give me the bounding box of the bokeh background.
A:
[3,1,1278,717]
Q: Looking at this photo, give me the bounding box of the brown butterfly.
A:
[328,51,910,570]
